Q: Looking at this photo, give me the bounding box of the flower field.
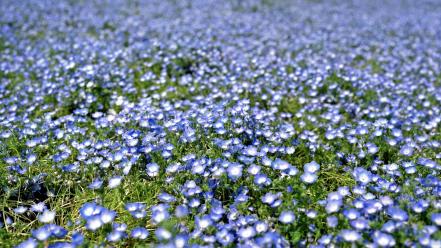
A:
[1,0,441,247]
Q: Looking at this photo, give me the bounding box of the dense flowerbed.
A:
[1,0,441,247]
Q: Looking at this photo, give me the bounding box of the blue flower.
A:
[227,163,243,181]
[399,144,413,156]
[146,163,160,177]
[125,202,146,219]
[131,227,149,240]
[326,200,342,214]
[373,231,396,247]
[353,167,372,184]
[304,161,320,173]
[32,226,51,241]
[72,232,84,246]
[155,227,172,241]
[272,159,290,171]
[14,206,28,214]
[216,229,234,245]
[387,207,408,222]
[107,230,126,242]
[327,216,338,228]
[16,238,38,248]
[300,172,318,184]
[279,211,295,224]
[108,176,123,188]
[38,210,55,223]
[431,213,441,226]
[339,229,360,242]
[238,226,256,239]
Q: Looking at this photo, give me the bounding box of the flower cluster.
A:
[2,0,441,247]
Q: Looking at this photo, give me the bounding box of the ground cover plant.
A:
[1,0,441,247]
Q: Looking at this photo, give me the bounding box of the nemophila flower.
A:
[158,192,176,203]
[337,186,350,197]
[86,215,103,231]
[88,179,103,189]
[166,163,181,174]
[1,215,12,227]
[151,204,170,224]
[318,234,333,245]
[14,206,28,214]
[387,206,408,222]
[411,200,429,213]
[254,221,269,233]
[363,200,383,215]
[31,202,46,213]
[100,209,116,224]
[343,209,360,220]
[202,234,216,244]
[216,229,234,245]
[326,200,342,214]
[431,213,441,226]
[175,205,189,218]
[155,228,172,241]
[72,232,84,246]
[306,210,318,219]
[404,166,416,174]
[254,173,271,186]
[429,240,441,248]
[272,159,290,170]
[384,163,399,173]
[107,230,127,242]
[327,216,338,228]
[195,215,212,230]
[100,160,111,169]
[353,167,372,184]
[80,203,99,219]
[419,234,431,246]
[402,161,415,172]
[131,227,149,240]
[16,238,38,248]
[350,218,369,230]
[227,163,243,181]
[373,231,396,247]
[339,229,361,242]
[26,154,37,165]
[400,144,413,156]
[32,226,51,241]
[328,192,343,201]
[113,223,128,232]
[108,176,123,188]
[32,224,67,241]
[261,156,272,166]
[286,166,299,176]
[182,180,202,197]
[170,234,188,248]
[48,241,76,248]
[243,146,258,156]
[366,143,379,154]
[189,198,201,208]
[261,192,281,206]
[80,203,115,231]
[279,211,295,224]
[300,172,318,184]
[125,202,146,219]
[247,164,261,175]
[381,220,397,233]
[238,226,256,239]
[38,210,55,223]
[304,161,320,173]
[379,196,393,206]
